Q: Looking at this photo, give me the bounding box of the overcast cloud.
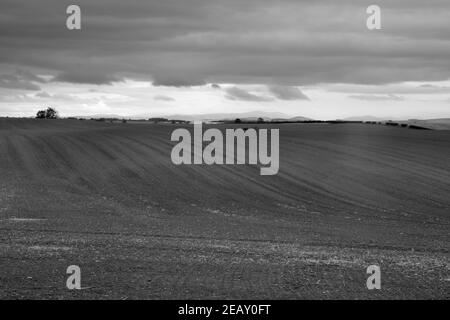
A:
[1,0,450,86]
[0,0,449,118]
[225,87,273,102]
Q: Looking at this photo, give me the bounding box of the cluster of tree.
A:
[148,117,169,123]
[147,118,189,124]
[36,107,58,119]
[233,117,265,124]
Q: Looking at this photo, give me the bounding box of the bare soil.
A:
[0,119,448,299]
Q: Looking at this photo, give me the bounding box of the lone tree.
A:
[234,118,242,124]
[36,110,46,119]
[36,107,58,119]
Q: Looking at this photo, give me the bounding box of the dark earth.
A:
[0,118,448,299]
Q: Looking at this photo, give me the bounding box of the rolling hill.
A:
[0,118,448,299]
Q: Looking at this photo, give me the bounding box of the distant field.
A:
[0,118,449,299]
[406,118,450,130]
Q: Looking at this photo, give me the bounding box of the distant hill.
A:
[70,111,309,122]
[66,113,450,130]
[405,118,450,130]
[342,115,393,122]
[288,116,313,121]
[339,116,450,130]
[166,111,291,122]
[74,114,127,119]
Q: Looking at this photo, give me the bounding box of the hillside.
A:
[406,118,450,130]
[0,119,449,299]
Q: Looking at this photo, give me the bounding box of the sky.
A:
[0,0,449,119]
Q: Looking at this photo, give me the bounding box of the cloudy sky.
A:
[0,0,449,119]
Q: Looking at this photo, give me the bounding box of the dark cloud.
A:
[328,83,450,95]
[0,0,449,86]
[35,91,52,98]
[348,94,404,101]
[225,87,273,102]
[417,84,450,93]
[154,94,175,101]
[0,78,41,91]
[152,77,206,87]
[53,70,121,85]
[0,69,45,91]
[33,91,76,101]
[269,86,309,100]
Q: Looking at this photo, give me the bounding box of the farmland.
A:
[0,118,449,299]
